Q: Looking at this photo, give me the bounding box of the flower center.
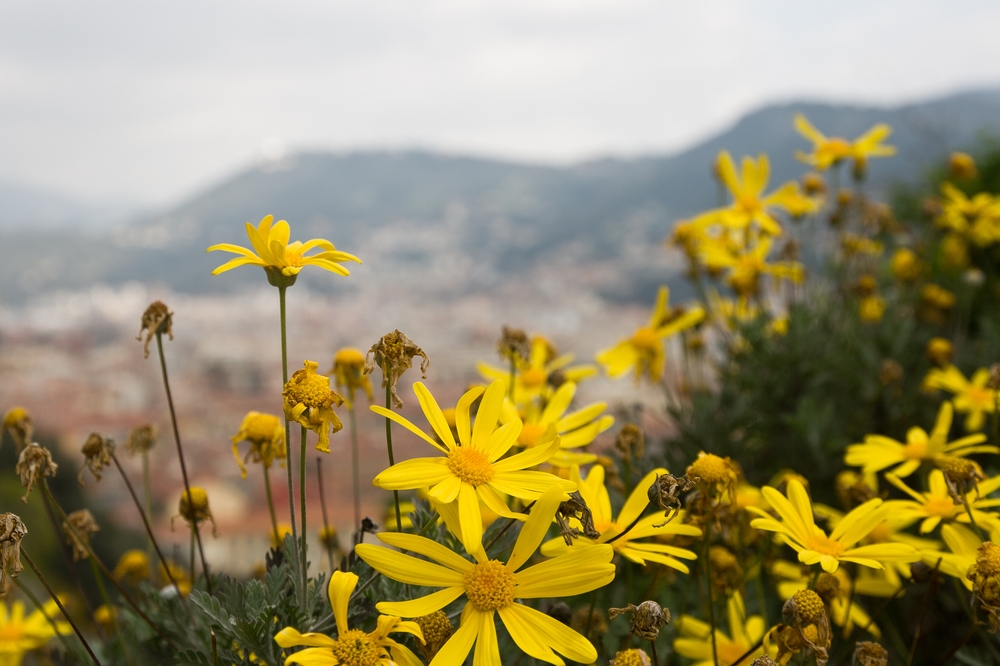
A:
[611,649,650,666]
[975,542,1000,576]
[520,368,547,388]
[286,367,336,408]
[464,560,516,611]
[688,453,733,485]
[0,624,23,642]
[737,194,762,214]
[924,497,955,517]
[447,447,494,487]
[517,423,546,448]
[631,327,661,352]
[791,589,826,623]
[824,138,851,159]
[806,534,843,558]
[330,629,382,666]
[966,386,994,409]
[243,414,281,442]
[901,437,929,460]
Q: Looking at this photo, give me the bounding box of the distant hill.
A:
[2,88,999,304]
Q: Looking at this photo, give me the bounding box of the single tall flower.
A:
[923,365,998,431]
[230,412,286,479]
[845,402,995,477]
[673,592,772,666]
[356,486,615,666]
[0,598,72,666]
[284,361,345,454]
[370,380,574,553]
[478,335,597,405]
[207,214,360,283]
[749,479,919,573]
[597,286,705,383]
[274,570,424,666]
[794,114,895,172]
[541,467,702,573]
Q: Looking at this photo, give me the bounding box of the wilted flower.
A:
[967,541,1000,630]
[125,424,157,456]
[79,433,114,485]
[0,513,27,596]
[136,300,173,358]
[173,487,217,536]
[329,348,373,406]
[283,361,345,454]
[230,411,286,478]
[16,443,57,503]
[2,407,32,454]
[615,424,645,463]
[854,641,888,666]
[609,601,670,641]
[648,471,697,526]
[802,172,826,196]
[554,491,600,545]
[611,649,651,666]
[938,456,985,504]
[775,589,832,666]
[364,330,429,409]
[414,610,453,662]
[63,509,99,561]
[709,546,743,595]
[496,325,530,364]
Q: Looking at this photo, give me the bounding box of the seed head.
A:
[853,641,888,666]
[608,601,670,641]
[63,509,100,561]
[125,424,157,456]
[611,649,651,666]
[415,611,454,662]
[937,456,984,503]
[967,542,1000,629]
[2,407,33,454]
[496,326,530,364]
[79,433,114,485]
[687,452,739,502]
[137,300,173,358]
[877,359,903,386]
[708,546,743,595]
[615,424,645,463]
[0,513,27,597]
[16,443,57,503]
[751,658,778,666]
[283,361,345,453]
[815,573,841,605]
[571,606,608,636]
[364,330,429,408]
[780,590,831,666]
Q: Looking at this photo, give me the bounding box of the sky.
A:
[2,0,999,207]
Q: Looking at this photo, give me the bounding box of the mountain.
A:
[2,88,999,304]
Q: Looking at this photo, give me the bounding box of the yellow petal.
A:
[356,544,465,587]
[377,587,466,618]
[327,571,357,636]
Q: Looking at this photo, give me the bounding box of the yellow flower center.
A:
[464,559,516,611]
[966,386,994,409]
[631,327,661,352]
[806,534,843,558]
[517,423,546,448]
[791,589,826,623]
[0,624,23,642]
[520,368,547,388]
[975,542,1000,576]
[688,453,733,485]
[330,629,382,666]
[924,496,955,517]
[823,138,851,160]
[241,413,281,443]
[737,194,762,214]
[415,610,453,648]
[447,447,495,487]
[335,348,366,367]
[611,649,650,666]
[285,363,336,408]
[901,436,928,460]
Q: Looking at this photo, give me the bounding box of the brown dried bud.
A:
[496,326,530,363]
[63,509,100,561]
[751,658,778,666]
[16,443,57,503]
[125,424,158,456]
[79,433,114,485]
[414,610,453,662]
[608,601,670,641]
[815,573,841,605]
[877,359,903,386]
[855,275,877,298]
[781,590,831,666]
[611,649,652,666]
[802,172,826,196]
[615,424,645,463]
[0,513,27,597]
[172,487,218,536]
[137,300,173,358]
[364,330,429,408]
[555,491,601,545]
[988,364,1000,391]
[2,407,33,455]
[648,472,696,527]
[853,641,888,666]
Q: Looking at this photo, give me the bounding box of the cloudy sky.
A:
[2,0,999,206]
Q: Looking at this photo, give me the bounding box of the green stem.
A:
[963,496,986,541]
[508,356,516,401]
[384,372,402,532]
[703,521,718,666]
[279,285,298,549]
[349,403,361,533]
[317,457,336,574]
[142,450,153,558]
[300,424,309,603]
[189,526,196,584]
[90,556,134,666]
[263,463,280,548]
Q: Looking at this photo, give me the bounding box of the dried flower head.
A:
[2,407,33,454]
[0,513,27,597]
[967,541,1000,630]
[555,491,601,546]
[63,509,99,561]
[834,471,875,508]
[79,433,114,485]
[948,151,978,180]
[609,601,670,641]
[173,487,217,536]
[571,606,608,636]
[751,658,778,666]
[779,590,831,666]
[648,472,696,527]
[113,549,151,583]
[329,348,374,406]
[414,611,453,662]
[137,300,173,358]
[283,361,345,454]
[230,411,286,478]
[814,573,841,605]
[853,641,888,666]
[125,424,157,456]
[925,337,954,368]
[937,456,985,503]
[611,649,652,666]
[877,359,903,387]
[615,424,645,463]
[687,452,739,502]
[496,325,530,364]
[709,546,743,595]
[16,443,57,503]
[364,330,429,408]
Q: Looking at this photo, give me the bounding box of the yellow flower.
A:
[541,466,702,572]
[370,380,574,553]
[883,470,1000,535]
[858,296,885,323]
[113,549,151,583]
[329,348,373,407]
[922,365,998,431]
[274,570,424,666]
[0,598,72,666]
[207,214,360,281]
[749,479,919,573]
[691,151,807,236]
[935,183,1000,247]
[674,592,772,666]
[890,248,923,282]
[230,411,286,478]
[794,114,895,171]
[597,286,705,383]
[500,381,613,468]
[479,335,597,406]
[699,237,804,298]
[356,486,615,666]
[921,523,982,589]
[948,152,978,179]
[283,361,345,454]
[845,402,994,477]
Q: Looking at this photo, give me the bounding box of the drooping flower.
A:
[0,598,72,666]
[748,479,919,573]
[674,592,772,666]
[207,214,360,284]
[0,513,28,597]
[62,509,99,562]
[356,486,615,666]
[541,467,702,573]
[172,487,217,536]
[479,335,597,405]
[923,365,998,431]
[597,286,705,383]
[136,300,173,358]
[15,444,57,503]
[370,380,574,553]
[230,411,286,479]
[364,330,429,409]
[329,348,373,407]
[793,114,895,173]
[125,424,157,456]
[1,408,32,455]
[283,361,345,454]
[845,402,995,477]
[274,570,424,666]
[78,433,114,485]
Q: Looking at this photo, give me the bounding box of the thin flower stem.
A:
[648,639,660,666]
[906,563,939,666]
[583,588,598,640]
[317,457,336,574]
[299,424,309,601]
[38,485,95,617]
[142,450,153,558]
[21,549,103,666]
[702,508,719,666]
[508,356,516,401]
[212,631,220,666]
[348,403,361,533]
[110,450,187,607]
[189,528,196,584]
[383,373,402,532]
[262,463,280,548]
[279,285,298,551]
[155,330,211,595]
[962,496,986,541]
[90,555,136,666]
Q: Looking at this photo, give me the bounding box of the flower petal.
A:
[370,405,449,454]
[414,382,456,450]
[508,485,565,571]
[373,458,451,490]
[327,571,357,636]
[431,607,480,666]
[377,587,466,618]
[356,544,465,587]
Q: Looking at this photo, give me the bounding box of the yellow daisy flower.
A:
[883,470,1000,535]
[0,598,72,666]
[749,479,919,573]
[275,570,424,666]
[935,183,1000,248]
[597,286,705,383]
[541,467,702,572]
[283,361,345,454]
[207,214,360,283]
[499,381,613,468]
[923,365,998,431]
[673,592,772,666]
[478,335,597,405]
[356,486,615,666]
[230,411,286,479]
[921,523,983,589]
[793,114,895,171]
[845,402,994,477]
[699,236,804,298]
[370,380,574,553]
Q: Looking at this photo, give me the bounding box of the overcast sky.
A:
[2,0,999,206]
